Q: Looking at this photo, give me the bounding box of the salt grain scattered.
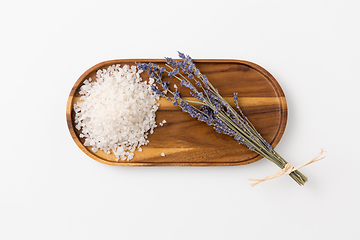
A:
[74,64,159,161]
[161,153,165,157]
[159,119,167,127]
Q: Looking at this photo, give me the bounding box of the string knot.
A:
[248,149,325,187]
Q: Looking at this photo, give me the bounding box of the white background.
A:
[1,0,359,239]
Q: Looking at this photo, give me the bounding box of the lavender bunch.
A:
[137,52,310,186]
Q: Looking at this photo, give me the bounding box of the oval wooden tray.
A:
[66,59,287,166]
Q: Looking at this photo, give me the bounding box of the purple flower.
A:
[176,61,184,69]
[202,75,208,84]
[188,64,195,72]
[173,91,180,99]
[180,99,185,106]
[155,75,162,83]
[184,56,193,65]
[180,79,186,86]
[178,51,186,60]
[161,81,170,90]
[165,57,173,65]
[136,62,147,71]
[151,85,157,92]
[194,68,200,77]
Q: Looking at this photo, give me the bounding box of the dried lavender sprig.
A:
[137,54,308,186]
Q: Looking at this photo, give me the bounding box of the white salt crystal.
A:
[161,152,165,157]
[74,64,159,161]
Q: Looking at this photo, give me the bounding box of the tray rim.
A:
[66,59,287,166]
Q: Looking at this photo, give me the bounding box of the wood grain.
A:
[66,59,287,166]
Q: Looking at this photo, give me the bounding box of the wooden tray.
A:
[66,59,287,166]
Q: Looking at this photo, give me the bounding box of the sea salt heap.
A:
[74,64,160,161]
